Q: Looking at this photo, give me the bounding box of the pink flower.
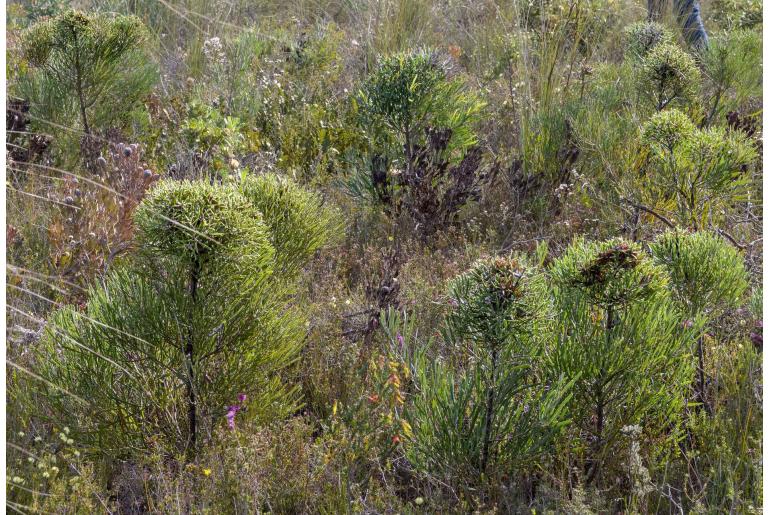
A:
[226,405,240,430]
[396,333,404,350]
[225,394,247,430]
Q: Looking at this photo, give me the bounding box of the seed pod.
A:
[143,169,153,178]
[64,196,74,205]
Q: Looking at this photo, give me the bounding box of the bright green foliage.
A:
[641,110,757,228]
[408,257,571,488]
[651,229,748,316]
[547,238,697,483]
[623,22,674,61]
[134,180,271,269]
[642,108,696,152]
[237,173,341,276]
[36,180,310,458]
[358,48,485,160]
[20,10,155,134]
[637,43,701,111]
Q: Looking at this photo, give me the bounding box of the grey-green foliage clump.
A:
[546,238,697,483]
[623,21,674,61]
[19,10,156,134]
[238,173,340,277]
[37,176,336,460]
[637,43,700,111]
[641,109,757,228]
[408,257,570,488]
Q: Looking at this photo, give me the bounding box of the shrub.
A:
[641,110,757,228]
[623,22,674,61]
[351,49,492,237]
[546,238,698,484]
[637,43,700,111]
[35,180,331,460]
[237,172,341,277]
[358,48,484,163]
[408,257,571,492]
[650,229,748,412]
[701,30,763,125]
[20,10,156,135]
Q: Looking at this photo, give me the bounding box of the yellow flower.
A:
[202,468,212,477]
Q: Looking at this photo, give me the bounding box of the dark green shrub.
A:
[358,48,483,163]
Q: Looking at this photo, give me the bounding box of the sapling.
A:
[637,43,700,111]
[650,229,748,414]
[547,237,697,484]
[353,49,491,236]
[641,109,757,229]
[20,10,155,135]
[37,177,336,461]
[408,257,570,490]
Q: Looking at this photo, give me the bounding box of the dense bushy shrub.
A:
[623,22,673,61]
[237,172,341,276]
[19,10,155,135]
[641,110,757,228]
[36,178,333,460]
[651,229,748,412]
[637,43,700,111]
[408,257,570,491]
[546,238,698,484]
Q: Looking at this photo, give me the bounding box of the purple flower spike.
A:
[238,393,247,404]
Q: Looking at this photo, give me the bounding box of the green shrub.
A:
[408,257,571,491]
[237,172,341,277]
[358,48,484,163]
[651,229,748,317]
[701,30,763,125]
[623,22,674,61]
[546,238,698,484]
[650,229,748,412]
[637,43,700,111]
[35,180,324,460]
[19,10,156,135]
[641,110,757,228]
